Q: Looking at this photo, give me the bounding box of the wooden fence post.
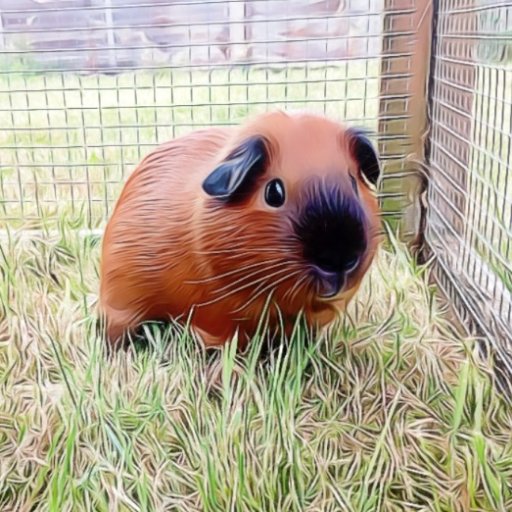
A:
[378,0,434,242]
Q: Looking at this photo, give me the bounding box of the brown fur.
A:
[99,111,382,350]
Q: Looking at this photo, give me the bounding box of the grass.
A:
[1,221,512,511]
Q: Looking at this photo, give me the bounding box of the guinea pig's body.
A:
[99,111,382,350]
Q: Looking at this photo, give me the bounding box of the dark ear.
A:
[202,136,268,200]
[347,128,381,186]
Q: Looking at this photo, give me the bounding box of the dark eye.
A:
[265,178,286,207]
[350,174,359,196]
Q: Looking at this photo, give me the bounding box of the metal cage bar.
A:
[425,0,512,360]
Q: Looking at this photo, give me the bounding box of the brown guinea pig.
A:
[99,110,382,351]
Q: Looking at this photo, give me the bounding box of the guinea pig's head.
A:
[198,111,382,323]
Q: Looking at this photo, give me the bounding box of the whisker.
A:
[290,275,313,303]
[234,270,304,315]
[192,248,279,256]
[231,269,303,314]
[208,260,293,296]
[282,274,305,302]
[195,266,294,308]
[185,258,285,285]
[191,241,300,260]
[228,278,281,316]
[283,273,310,303]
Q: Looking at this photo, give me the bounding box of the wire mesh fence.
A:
[0,0,394,228]
[0,1,510,359]
[426,0,512,361]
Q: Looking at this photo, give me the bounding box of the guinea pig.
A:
[99,110,382,351]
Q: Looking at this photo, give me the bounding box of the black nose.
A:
[312,246,362,276]
[314,268,346,298]
[293,183,367,296]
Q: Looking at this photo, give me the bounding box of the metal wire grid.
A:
[426,0,512,353]
[0,0,393,228]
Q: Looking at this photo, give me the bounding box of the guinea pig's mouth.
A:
[312,261,359,299]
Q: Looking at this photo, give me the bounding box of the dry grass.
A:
[1,222,511,511]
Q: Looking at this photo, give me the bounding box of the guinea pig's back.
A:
[111,127,232,210]
[99,127,232,331]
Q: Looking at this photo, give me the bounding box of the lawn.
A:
[1,222,512,511]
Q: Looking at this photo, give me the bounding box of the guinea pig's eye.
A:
[350,174,359,196]
[265,178,286,208]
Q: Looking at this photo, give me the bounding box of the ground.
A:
[1,224,511,511]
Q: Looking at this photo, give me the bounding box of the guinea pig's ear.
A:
[202,136,268,200]
[346,128,381,187]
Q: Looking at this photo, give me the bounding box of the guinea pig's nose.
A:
[315,267,345,298]
[344,255,360,273]
[313,248,363,278]
[294,184,368,297]
[313,255,360,298]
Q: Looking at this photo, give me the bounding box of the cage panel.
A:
[427,0,512,354]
